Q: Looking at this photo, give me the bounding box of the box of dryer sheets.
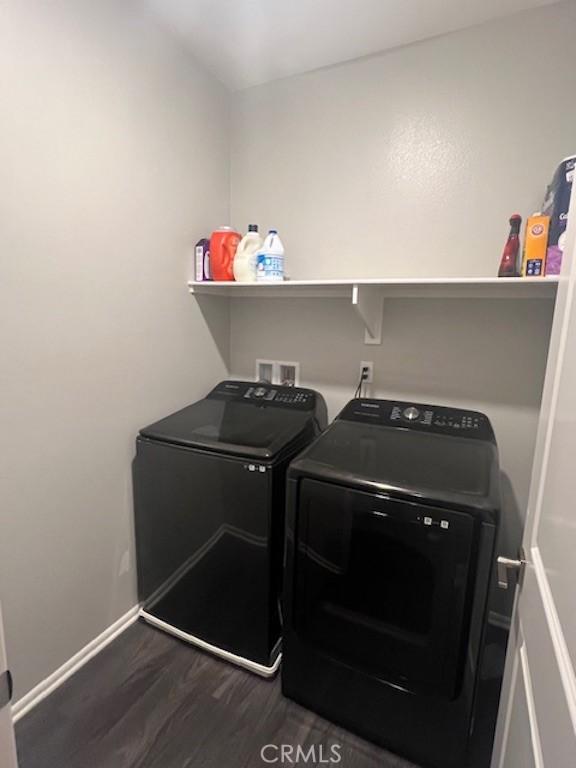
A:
[542,155,575,275]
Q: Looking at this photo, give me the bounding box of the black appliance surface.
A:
[282,397,500,768]
[140,380,322,460]
[133,380,327,673]
[292,397,499,518]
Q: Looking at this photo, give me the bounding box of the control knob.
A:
[403,406,420,422]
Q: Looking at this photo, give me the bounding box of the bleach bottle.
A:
[256,229,285,282]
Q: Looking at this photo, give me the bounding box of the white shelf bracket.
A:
[352,284,383,345]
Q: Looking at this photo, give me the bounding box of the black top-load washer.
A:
[282,398,500,768]
[133,380,327,676]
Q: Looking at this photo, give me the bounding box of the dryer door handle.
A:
[497,549,526,590]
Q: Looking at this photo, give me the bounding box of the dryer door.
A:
[293,479,477,699]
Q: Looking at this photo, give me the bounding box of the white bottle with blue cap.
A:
[256,229,285,282]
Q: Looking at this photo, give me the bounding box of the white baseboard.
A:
[140,609,281,678]
[12,605,140,722]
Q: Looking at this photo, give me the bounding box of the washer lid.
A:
[290,419,500,518]
[139,394,315,460]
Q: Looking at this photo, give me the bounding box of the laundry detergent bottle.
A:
[256,229,285,282]
[233,224,262,282]
[210,226,241,281]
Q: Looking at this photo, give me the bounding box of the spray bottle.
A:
[498,214,522,278]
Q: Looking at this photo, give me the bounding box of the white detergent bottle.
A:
[256,229,285,282]
[233,224,262,282]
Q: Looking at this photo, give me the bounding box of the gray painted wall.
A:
[231,1,576,278]
[0,0,230,699]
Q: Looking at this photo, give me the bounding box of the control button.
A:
[403,406,420,422]
[424,517,432,526]
[441,520,449,529]
[253,387,267,398]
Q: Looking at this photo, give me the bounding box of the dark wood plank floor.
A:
[16,621,419,768]
[16,620,504,768]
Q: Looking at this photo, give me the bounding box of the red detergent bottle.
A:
[210,226,241,281]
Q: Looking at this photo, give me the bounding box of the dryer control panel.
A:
[208,380,316,410]
[340,398,495,441]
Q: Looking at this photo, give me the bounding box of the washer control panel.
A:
[209,380,316,410]
[340,398,494,441]
[243,385,313,407]
[390,403,485,432]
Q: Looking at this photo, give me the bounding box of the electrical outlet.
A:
[360,361,374,384]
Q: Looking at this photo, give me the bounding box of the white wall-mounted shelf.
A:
[189,276,558,299]
[188,277,559,344]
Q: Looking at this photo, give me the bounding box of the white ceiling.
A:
[147,0,558,90]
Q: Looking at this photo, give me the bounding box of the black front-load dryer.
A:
[133,380,327,677]
[282,398,500,768]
